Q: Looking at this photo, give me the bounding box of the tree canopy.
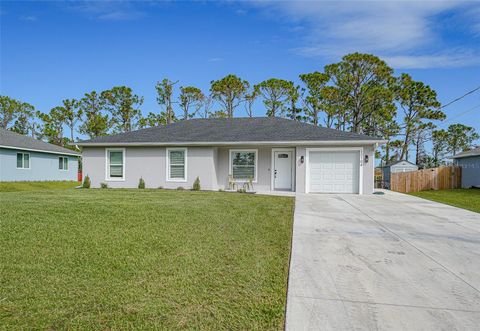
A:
[2,52,478,166]
[210,74,249,118]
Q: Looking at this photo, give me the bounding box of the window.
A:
[106,149,125,180]
[59,157,68,170]
[167,148,187,181]
[16,152,30,169]
[230,149,257,181]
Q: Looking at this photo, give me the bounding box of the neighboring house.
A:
[75,117,385,194]
[451,147,480,188]
[0,128,79,182]
[379,160,419,188]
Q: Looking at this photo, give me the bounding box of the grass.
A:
[0,181,79,192]
[0,185,294,330]
[409,189,480,213]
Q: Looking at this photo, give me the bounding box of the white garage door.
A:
[308,151,360,193]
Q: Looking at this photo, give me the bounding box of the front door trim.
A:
[271,148,295,191]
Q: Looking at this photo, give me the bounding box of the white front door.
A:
[274,151,293,191]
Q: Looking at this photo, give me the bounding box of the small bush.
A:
[192,177,201,191]
[138,177,145,189]
[100,182,108,189]
[158,186,163,189]
[237,188,246,193]
[218,188,224,192]
[82,175,91,189]
[176,186,185,190]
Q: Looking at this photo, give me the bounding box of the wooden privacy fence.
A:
[390,166,462,193]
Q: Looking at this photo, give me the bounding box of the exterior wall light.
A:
[364,155,369,163]
[300,156,305,164]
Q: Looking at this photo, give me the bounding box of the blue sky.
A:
[1,0,479,140]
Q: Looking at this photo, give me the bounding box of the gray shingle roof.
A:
[0,128,79,155]
[76,117,382,145]
[451,147,480,159]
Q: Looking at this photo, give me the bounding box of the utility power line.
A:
[437,103,480,127]
[439,85,480,110]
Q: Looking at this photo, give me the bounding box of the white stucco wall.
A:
[82,146,217,189]
[82,143,377,193]
[215,147,274,191]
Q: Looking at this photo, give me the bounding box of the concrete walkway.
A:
[286,191,480,330]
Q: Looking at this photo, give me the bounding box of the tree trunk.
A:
[400,129,410,161]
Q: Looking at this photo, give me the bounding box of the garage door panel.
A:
[308,151,360,194]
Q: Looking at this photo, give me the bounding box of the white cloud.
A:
[246,0,480,69]
[208,57,224,62]
[20,15,37,22]
[65,0,144,21]
[97,10,143,21]
[383,50,480,69]
[235,9,248,16]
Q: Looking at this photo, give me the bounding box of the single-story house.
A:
[75,117,385,194]
[451,147,480,188]
[0,128,79,182]
[378,160,418,188]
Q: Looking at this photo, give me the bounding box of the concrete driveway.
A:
[286,191,480,330]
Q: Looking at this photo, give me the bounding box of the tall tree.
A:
[200,94,215,119]
[324,53,395,133]
[10,102,35,136]
[101,86,143,133]
[394,73,444,160]
[386,140,404,163]
[1,96,19,129]
[56,99,81,142]
[299,72,330,126]
[210,74,249,118]
[377,120,401,165]
[156,79,178,125]
[78,91,110,139]
[286,83,303,121]
[413,122,435,167]
[431,129,449,166]
[254,78,291,117]
[139,112,170,128]
[446,124,479,155]
[179,86,204,120]
[243,88,258,117]
[38,107,65,146]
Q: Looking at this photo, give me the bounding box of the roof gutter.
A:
[73,140,387,147]
[0,145,80,156]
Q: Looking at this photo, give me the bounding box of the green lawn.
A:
[0,186,294,330]
[410,189,480,213]
[0,181,79,192]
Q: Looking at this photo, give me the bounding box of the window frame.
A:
[166,148,188,182]
[16,152,30,169]
[229,149,258,183]
[105,148,126,181]
[58,156,69,171]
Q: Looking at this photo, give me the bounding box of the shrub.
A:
[100,182,108,189]
[158,186,163,189]
[138,177,145,189]
[176,186,185,190]
[82,175,91,189]
[192,177,201,191]
[237,188,246,193]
